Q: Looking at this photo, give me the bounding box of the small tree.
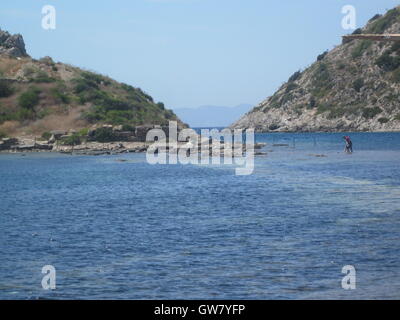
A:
[0,80,13,98]
[18,87,41,110]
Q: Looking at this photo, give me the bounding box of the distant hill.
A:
[0,28,184,138]
[232,6,400,132]
[173,104,252,128]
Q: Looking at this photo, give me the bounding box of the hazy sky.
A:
[0,0,398,109]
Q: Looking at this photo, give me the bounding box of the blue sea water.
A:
[0,132,399,300]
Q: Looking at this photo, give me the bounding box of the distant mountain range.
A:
[173,104,253,128]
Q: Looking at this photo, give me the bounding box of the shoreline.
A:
[0,141,150,156]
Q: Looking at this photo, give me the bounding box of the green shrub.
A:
[0,80,14,98]
[376,53,400,71]
[328,107,346,119]
[353,78,364,92]
[308,97,317,109]
[37,109,51,119]
[378,117,389,124]
[32,71,56,83]
[313,63,331,83]
[362,107,382,119]
[390,41,400,54]
[394,114,400,121]
[288,70,302,82]
[369,14,382,23]
[157,102,165,110]
[121,83,135,92]
[16,108,35,120]
[122,124,135,131]
[164,109,175,120]
[367,8,399,34]
[316,103,330,114]
[41,132,52,140]
[317,51,328,61]
[352,40,372,59]
[60,133,81,146]
[73,78,99,94]
[81,71,110,86]
[285,82,298,94]
[50,87,70,104]
[105,110,135,125]
[18,87,41,110]
[392,69,400,83]
[92,127,116,142]
[77,128,89,137]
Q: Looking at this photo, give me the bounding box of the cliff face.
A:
[0,29,27,57]
[0,29,185,138]
[232,7,400,132]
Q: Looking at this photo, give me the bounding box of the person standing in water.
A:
[343,136,353,153]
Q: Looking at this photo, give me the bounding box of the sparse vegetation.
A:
[376,52,400,71]
[288,70,302,82]
[0,80,13,98]
[308,97,317,109]
[316,103,330,114]
[81,71,111,86]
[391,68,400,82]
[328,107,346,119]
[352,40,372,59]
[353,78,364,92]
[122,124,135,132]
[91,127,117,142]
[41,131,52,140]
[369,14,382,23]
[362,107,382,119]
[77,128,89,137]
[317,51,328,61]
[367,8,399,34]
[18,87,41,110]
[60,133,82,146]
[32,70,56,83]
[50,86,70,104]
[234,7,400,132]
[311,63,332,99]
[378,117,389,124]
[285,82,298,93]
[0,30,183,136]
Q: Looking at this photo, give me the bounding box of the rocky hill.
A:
[231,7,400,132]
[0,29,185,140]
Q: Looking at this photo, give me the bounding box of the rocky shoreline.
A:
[0,126,267,157]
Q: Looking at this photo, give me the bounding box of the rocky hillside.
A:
[0,29,184,139]
[231,7,400,132]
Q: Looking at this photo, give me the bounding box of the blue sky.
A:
[0,0,398,109]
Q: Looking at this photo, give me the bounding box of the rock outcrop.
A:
[231,6,400,132]
[0,29,27,57]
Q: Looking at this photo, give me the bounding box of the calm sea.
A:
[0,132,399,299]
